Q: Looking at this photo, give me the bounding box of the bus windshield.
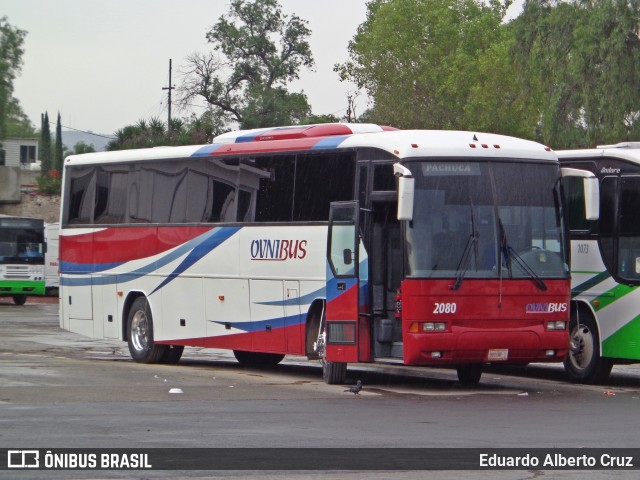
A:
[0,220,45,265]
[405,161,567,281]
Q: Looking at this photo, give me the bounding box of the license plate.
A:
[488,349,509,361]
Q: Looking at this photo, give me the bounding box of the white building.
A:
[1,138,38,168]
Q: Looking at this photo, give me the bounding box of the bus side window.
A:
[619,176,640,280]
[66,168,96,224]
[254,156,295,222]
[599,177,617,274]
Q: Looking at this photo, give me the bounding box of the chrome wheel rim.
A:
[130,310,149,353]
[568,324,594,371]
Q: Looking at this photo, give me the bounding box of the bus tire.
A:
[233,350,285,367]
[322,359,347,385]
[12,294,27,305]
[564,313,613,384]
[160,345,184,364]
[456,364,483,385]
[127,297,167,363]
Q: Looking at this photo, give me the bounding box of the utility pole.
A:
[162,59,175,135]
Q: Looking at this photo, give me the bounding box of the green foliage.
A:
[463,24,540,139]
[37,169,61,195]
[70,141,95,155]
[107,113,225,151]
[5,97,35,137]
[180,0,316,129]
[0,16,27,140]
[240,86,311,129]
[54,112,63,174]
[336,0,518,132]
[40,112,52,172]
[512,0,640,148]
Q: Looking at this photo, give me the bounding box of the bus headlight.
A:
[546,321,566,330]
[423,322,446,332]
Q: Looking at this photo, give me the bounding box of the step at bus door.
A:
[326,201,360,363]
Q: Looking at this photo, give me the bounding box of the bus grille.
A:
[5,266,30,279]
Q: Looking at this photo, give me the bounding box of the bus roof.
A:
[557,143,640,164]
[64,124,557,166]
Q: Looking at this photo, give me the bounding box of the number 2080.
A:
[433,303,457,314]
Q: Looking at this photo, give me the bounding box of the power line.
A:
[47,121,116,139]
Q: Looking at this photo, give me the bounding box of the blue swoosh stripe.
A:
[191,144,225,156]
[209,313,304,332]
[311,135,349,149]
[60,260,125,275]
[60,227,239,288]
[253,286,326,307]
[150,227,240,294]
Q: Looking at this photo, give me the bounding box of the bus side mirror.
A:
[583,176,599,221]
[561,167,599,221]
[394,163,414,221]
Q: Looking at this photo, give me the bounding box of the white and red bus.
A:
[59,123,589,384]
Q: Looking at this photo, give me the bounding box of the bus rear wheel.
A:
[456,364,483,385]
[12,294,26,305]
[564,314,613,384]
[127,297,167,363]
[233,350,285,367]
[160,345,184,364]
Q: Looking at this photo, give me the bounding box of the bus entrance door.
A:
[325,202,360,363]
[370,201,403,361]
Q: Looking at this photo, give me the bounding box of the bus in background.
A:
[0,215,46,305]
[44,223,60,295]
[559,143,640,383]
[58,124,592,384]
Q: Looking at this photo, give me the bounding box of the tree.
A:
[54,112,63,174]
[40,112,51,172]
[462,23,541,140]
[5,98,35,137]
[0,16,27,140]
[179,0,315,130]
[335,0,515,131]
[512,0,640,148]
[69,141,95,155]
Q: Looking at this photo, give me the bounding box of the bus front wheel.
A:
[127,297,167,363]
[456,364,483,385]
[314,313,347,384]
[322,359,347,384]
[12,294,26,305]
[564,314,613,384]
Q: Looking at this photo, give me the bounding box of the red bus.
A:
[59,124,591,384]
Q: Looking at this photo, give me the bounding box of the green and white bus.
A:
[559,143,640,383]
[0,215,46,305]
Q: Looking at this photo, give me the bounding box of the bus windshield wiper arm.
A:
[452,201,479,290]
[498,217,512,278]
[506,246,548,291]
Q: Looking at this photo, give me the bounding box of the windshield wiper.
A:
[498,217,512,278]
[451,200,479,290]
[507,247,547,291]
[498,216,547,291]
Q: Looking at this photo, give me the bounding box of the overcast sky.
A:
[4,0,371,137]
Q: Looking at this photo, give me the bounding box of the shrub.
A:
[37,170,61,195]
